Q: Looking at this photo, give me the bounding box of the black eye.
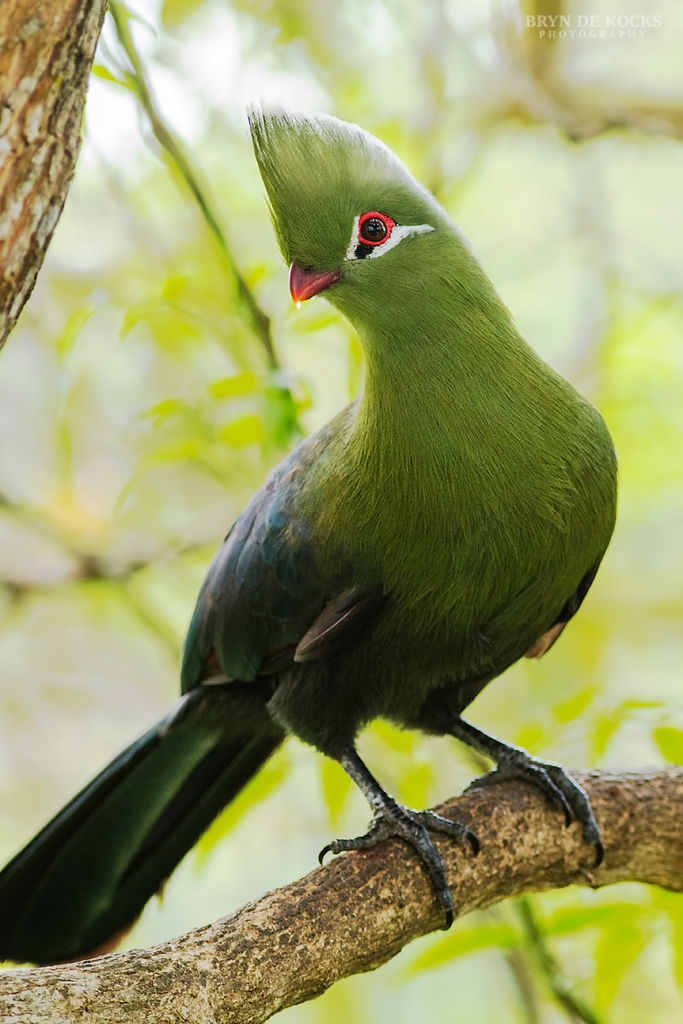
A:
[357,211,395,247]
[360,217,387,242]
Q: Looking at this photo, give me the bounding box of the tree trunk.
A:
[0,768,680,1023]
[0,0,108,350]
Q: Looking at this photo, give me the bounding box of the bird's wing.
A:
[294,585,386,663]
[181,416,384,692]
[524,561,601,659]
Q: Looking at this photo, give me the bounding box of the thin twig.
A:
[108,2,278,370]
[505,943,541,1024]
[517,896,604,1024]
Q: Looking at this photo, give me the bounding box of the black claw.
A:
[467,830,480,856]
[467,752,603,867]
[544,766,603,859]
[328,748,481,926]
[543,777,574,826]
[432,877,454,930]
[530,769,572,824]
[317,801,477,925]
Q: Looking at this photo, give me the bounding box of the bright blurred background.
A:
[1,0,682,1020]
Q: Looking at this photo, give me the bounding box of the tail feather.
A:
[0,683,283,965]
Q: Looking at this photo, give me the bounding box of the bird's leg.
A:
[449,717,603,865]
[319,746,478,928]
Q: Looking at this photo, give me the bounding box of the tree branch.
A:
[1,768,680,1023]
[0,0,108,350]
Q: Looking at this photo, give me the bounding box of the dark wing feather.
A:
[181,416,385,692]
[294,585,386,662]
[525,561,601,659]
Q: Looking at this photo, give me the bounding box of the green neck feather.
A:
[329,229,563,494]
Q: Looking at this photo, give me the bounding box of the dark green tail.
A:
[0,683,283,965]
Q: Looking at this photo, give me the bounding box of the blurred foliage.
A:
[1,0,682,1020]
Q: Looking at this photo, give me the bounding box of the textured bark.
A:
[0,0,108,350]
[0,767,680,1023]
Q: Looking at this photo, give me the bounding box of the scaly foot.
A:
[467,750,603,865]
[319,799,479,928]
[446,717,603,866]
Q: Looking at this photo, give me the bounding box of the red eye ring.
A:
[358,211,395,246]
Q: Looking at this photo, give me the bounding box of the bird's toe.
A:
[467,754,602,864]
[317,801,480,928]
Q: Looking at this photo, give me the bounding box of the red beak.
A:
[289,263,342,303]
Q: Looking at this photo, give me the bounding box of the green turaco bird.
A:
[0,109,617,965]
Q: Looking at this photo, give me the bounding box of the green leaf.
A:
[261,383,302,450]
[161,0,206,28]
[516,724,545,751]
[371,719,417,754]
[219,415,263,447]
[650,888,683,989]
[141,438,202,463]
[543,901,647,937]
[554,687,594,724]
[396,761,434,809]
[407,921,519,974]
[195,758,289,863]
[595,922,650,1010]
[91,64,125,86]
[590,714,621,760]
[160,274,188,301]
[672,915,683,989]
[120,307,145,338]
[209,373,258,400]
[55,306,96,359]
[318,758,354,829]
[142,397,188,423]
[652,726,683,763]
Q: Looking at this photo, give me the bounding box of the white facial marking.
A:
[345,215,434,262]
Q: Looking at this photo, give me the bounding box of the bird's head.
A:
[249,108,450,319]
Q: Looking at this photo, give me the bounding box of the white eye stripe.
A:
[345,216,434,262]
